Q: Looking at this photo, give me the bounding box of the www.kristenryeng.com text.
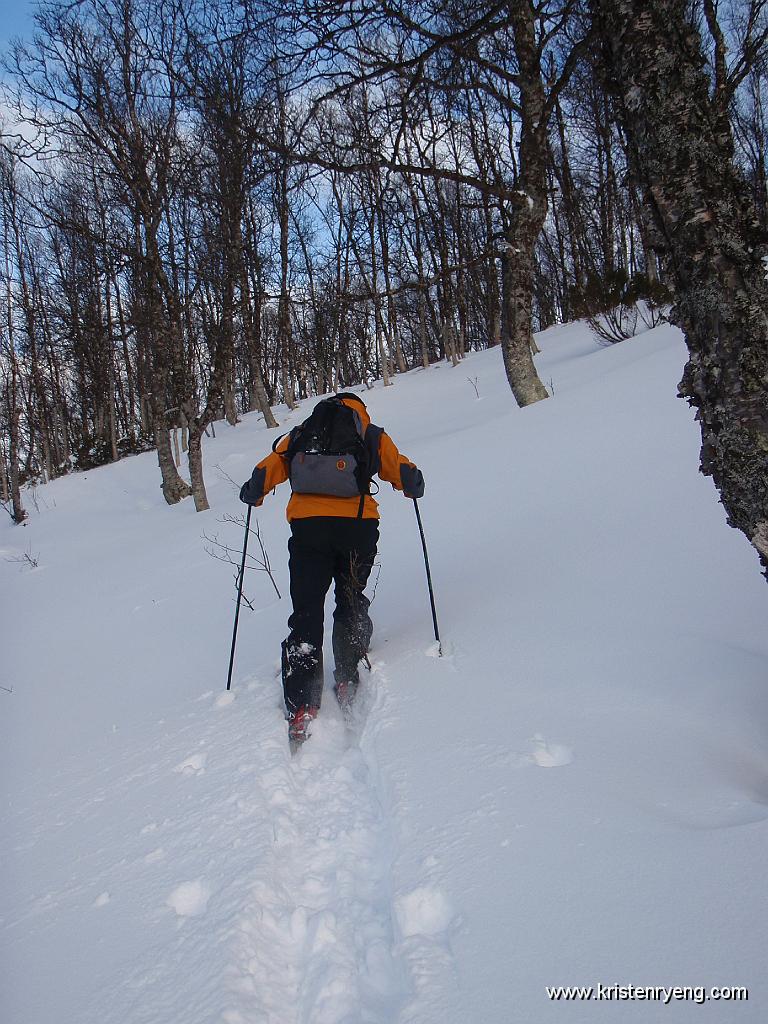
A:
[546,983,748,1005]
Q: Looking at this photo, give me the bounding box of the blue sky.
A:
[0,0,35,47]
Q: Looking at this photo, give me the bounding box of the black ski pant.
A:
[282,517,379,714]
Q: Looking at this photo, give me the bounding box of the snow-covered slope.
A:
[2,322,767,1023]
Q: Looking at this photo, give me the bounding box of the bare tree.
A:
[185,2,278,430]
[270,0,589,405]
[0,150,27,522]
[8,0,194,503]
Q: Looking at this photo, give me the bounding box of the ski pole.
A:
[413,498,442,656]
[226,504,252,690]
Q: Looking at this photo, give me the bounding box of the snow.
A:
[394,886,455,938]
[167,879,212,917]
[2,320,767,1023]
[528,733,573,768]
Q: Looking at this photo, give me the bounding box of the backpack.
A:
[277,398,382,505]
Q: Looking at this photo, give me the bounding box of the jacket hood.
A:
[337,393,371,430]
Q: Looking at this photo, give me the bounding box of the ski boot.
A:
[288,705,318,753]
[333,668,361,712]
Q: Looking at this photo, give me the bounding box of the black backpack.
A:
[276,398,382,507]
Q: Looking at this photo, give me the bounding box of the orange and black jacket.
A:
[240,395,424,521]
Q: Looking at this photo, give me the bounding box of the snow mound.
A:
[166,879,211,918]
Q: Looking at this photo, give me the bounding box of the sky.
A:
[0,0,35,48]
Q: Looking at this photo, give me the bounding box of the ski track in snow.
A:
[223,664,409,1024]
[219,659,458,1024]
[3,659,460,1024]
[210,668,412,1024]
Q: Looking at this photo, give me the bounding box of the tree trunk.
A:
[221,220,239,426]
[243,264,278,427]
[277,160,296,410]
[499,244,549,405]
[498,8,551,407]
[154,407,191,505]
[144,228,192,505]
[8,399,26,523]
[0,442,9,504]
[593,0,768,577]
[419,289,430,368]
[2,202,26,523]
[5,341,26,524]
[443,319,460,367]
[252,365,277,428]
[187,425,210,512]
[368,200,391,387]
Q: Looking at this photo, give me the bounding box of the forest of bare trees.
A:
[2,1,767,573]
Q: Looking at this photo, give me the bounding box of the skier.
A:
[240,392,424,747]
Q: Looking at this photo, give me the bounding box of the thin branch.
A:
[203,514,282,600]
[4,545,39,568]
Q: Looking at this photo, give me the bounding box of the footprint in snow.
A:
[529,734,573,768]
[173,753,208,776]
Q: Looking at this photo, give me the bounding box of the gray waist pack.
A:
[289,452,362,497]
[278,397,383,504]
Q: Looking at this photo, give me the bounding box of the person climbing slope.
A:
[240,392,424,748]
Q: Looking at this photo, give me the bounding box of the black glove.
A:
[401,464,425,499]
[240,466,266,506]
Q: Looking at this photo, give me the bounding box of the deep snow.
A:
[2,321,767,1023]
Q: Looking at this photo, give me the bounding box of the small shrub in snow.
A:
[73,436,113,471]
[72,431,154,472]
[572,269,672,345]
[118,432,155,458]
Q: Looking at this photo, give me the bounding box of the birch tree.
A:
[593,0,768,576]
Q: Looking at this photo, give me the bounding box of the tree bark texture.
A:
[187,426,209,513]
[594,0,768,577]
[154,409,191,505]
